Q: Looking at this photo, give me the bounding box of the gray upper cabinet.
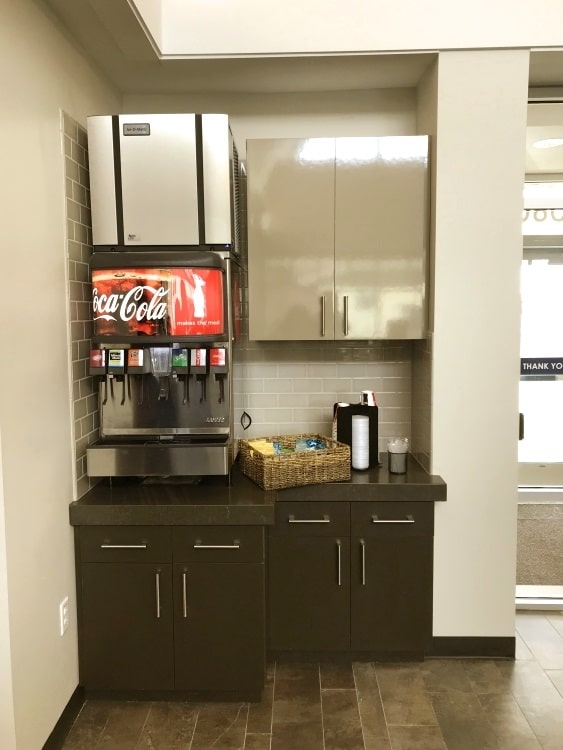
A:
[246,136,429,340]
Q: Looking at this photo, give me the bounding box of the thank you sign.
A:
[520,358,563,375]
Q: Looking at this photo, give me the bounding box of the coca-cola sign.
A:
[92,267,224,337]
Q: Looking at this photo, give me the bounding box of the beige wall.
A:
[431,49,529,636]
[0,1,120,747]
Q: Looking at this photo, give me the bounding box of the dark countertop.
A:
[69,455,446,527]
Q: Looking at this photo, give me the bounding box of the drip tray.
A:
[87,439,238,477]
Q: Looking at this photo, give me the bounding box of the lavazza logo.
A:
[93,285,169,322]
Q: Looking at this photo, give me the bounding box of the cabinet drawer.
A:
[272,501,349,536]
[173,526,264,563]
[351,502,434,537]
[78,526,172,562]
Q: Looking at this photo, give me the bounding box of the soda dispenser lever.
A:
[190,349,208,403]
[210,347,228,403]
[107,349,126,405]
[89,349,108,404]
[127,349,149,406]
[171,348,190,404]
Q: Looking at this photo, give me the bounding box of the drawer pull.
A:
[155,571,161,619]
[288,514,330,524]
[336,539,342,586]
[100,544,148,549]
[182,571,188,619]
[193,542,240,550]
[371,514,415,524]
[360,539,366,586]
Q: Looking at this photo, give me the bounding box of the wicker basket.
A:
[239,433,351,491]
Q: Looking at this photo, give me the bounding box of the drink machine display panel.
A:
[91,257,226,342]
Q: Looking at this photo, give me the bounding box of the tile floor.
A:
[61,611,563,749]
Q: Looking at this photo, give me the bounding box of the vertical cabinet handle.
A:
[360,539,366,586]
[155,570,161,619]
[182,571,188,619]
[320,295,326,337]
[336,539,342,586]
[343,295,349,336]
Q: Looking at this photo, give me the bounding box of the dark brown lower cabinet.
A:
[172,526,265,693]
[269,533,350,651]
[268,500,434,657]
[76,524,265,695]
[80,561,174,690]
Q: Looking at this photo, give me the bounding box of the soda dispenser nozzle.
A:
[190,349,208,403]
[107,349,126,405]
[127,349,149,405]
[209,347,228,404]
[89,349,108,403]
[150,347,172,401]
[171,348,189,404]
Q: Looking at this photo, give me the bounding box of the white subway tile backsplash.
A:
[307,392,337,408]
[322,378,352,392]
[278,363,308,378]
[308,363,338,377]
[263,378,293,393]
[292,378,323,393]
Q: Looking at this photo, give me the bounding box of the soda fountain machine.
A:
[86,249,241,478]
[84,112,243,479]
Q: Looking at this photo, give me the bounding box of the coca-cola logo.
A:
[93,285,169,323]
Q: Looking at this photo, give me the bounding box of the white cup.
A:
[352,415,370,470]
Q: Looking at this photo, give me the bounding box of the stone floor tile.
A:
[135,701,198,749]
[421,660,474,694]
[387,724,447,750]
[244,733,272,750]
[516,611,563,669]
[352,662,391,750]
[59,699,114,749]
[321,662,356,690]
[546,668,563,698]
[271,663,323,750]
[477,693,542,749]
[96,701,150,750]
[461,659,513,695]
[247,663,275,734]
[430,690,501,750]
[374,663,438,726]
[321,688,365,750]
[189,702,248,750]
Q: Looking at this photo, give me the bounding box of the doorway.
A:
[517,202,563,608]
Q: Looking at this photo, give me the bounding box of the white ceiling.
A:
[40,0,563,173]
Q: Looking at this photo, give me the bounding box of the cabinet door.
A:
[79,562,174,690]
[247,138,335,340]
[350,536,432,654]
[269,500,350,651]
[173,562,265,692]
[334,135,429,339]
[350,501,434,654]
[269,533,350,651]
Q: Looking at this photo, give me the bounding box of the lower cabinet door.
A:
[173,562,265,692]
[350,536,433,654]
[268,535,350,651]
[80,562,174,690]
